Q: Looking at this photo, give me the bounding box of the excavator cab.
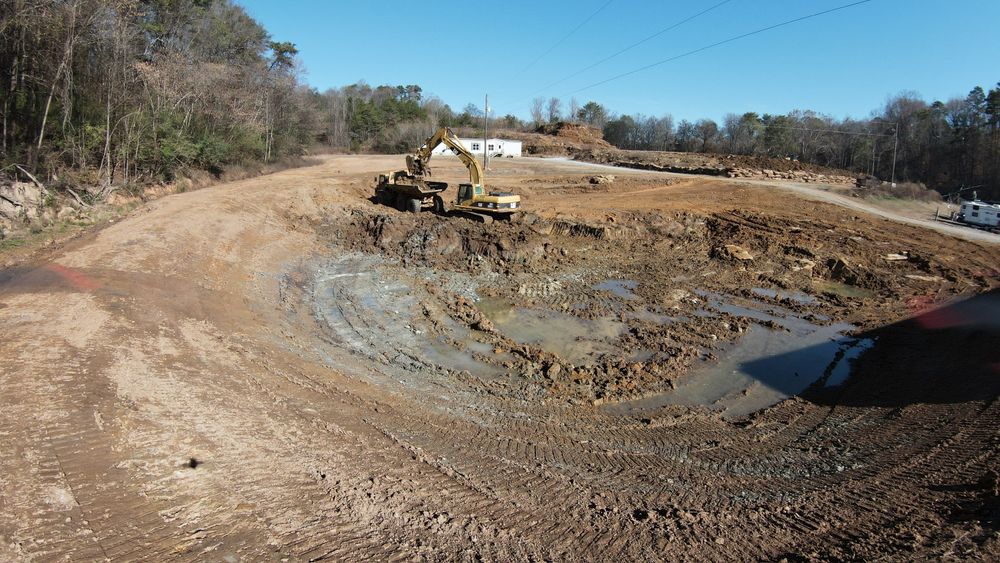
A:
[457,184,474,205]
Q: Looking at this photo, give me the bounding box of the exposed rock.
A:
[0,181,47,223]
[723,244,754,261]
[829,257,851,280]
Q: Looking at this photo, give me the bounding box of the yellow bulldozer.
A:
[374,127,521,222]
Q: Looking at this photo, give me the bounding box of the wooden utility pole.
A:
[483,94,489,172]
[891,123,898,185]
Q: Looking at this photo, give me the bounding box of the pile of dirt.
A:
[581,148,857,185]
[496,122,858,184]
[534,122,610,146]
[494,122,613,156]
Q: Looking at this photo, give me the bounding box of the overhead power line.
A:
[518,0,614,76]
[568,0,875,95]
[534,0,734,95]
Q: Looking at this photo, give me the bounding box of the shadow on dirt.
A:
[750,289,1000,409]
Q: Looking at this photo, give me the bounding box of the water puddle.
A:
[813,279,875,299]
[607,291,875,419]
[476,297,624,366]
[593,279,639,299]
[825,338,876,387]
[751,287,817,304]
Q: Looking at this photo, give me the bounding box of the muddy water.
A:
[311,254,506,381]
[751,287,816,304]
[608,292,875,419]
[592,279,639,299]
[813,279,875,299]
[476,297,623,366]
[313,252,875,419]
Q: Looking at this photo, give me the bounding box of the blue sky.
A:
[240,0,1000,123]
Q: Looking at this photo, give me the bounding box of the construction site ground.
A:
[2,154,998,561]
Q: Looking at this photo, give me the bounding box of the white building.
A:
[432,138,522,158]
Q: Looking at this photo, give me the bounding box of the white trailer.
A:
[957,200,1000,229]
[431,138,522,158]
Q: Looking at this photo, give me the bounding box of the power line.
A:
[533,0,734,95]
[567,0,875,95]
[517,0,614,76]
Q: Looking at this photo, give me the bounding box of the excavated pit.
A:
[309,201,993,413]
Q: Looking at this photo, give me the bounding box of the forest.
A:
[1,0,997,200]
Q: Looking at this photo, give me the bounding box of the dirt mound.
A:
[495,122,856,184]
[580,148,858,185]
[496,122,857,184]
[534,122,610,146]
[494,122,613,157]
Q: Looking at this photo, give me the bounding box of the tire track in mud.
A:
[0,339,203,560]
[360,385,999,558]
[299,227,999,558]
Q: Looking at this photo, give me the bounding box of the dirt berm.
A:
[499,122,858,184]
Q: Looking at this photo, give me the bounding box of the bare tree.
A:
[530,97,545,127]
[695,119,719,152]
[568,97,580,123]
[546,97,562,123]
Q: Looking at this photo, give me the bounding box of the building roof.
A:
[456,138,521,144]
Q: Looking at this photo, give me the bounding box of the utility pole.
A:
[483,94,489,173]
[891,123,898,186]
[870,135,876,176]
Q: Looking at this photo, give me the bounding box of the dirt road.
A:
[2,155,998,561]
[549,157,1000,245]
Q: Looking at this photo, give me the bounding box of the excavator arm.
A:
[406,127,484,186]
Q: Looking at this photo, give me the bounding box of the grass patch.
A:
[0,236,26,251]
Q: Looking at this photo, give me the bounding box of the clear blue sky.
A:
[239,0,1000,123]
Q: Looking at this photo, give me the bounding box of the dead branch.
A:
[65,187,92,208]
[13,164,45,189]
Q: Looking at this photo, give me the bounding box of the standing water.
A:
[607,291,874,419]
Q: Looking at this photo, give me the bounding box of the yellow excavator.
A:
[374,127,521,222]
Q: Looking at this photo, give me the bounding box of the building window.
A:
[488,144,495,151]
[472,143,480,150]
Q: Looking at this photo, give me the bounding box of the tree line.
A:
[0,0,503,191]
[3,1,996,201]
[545,86,1000,199]
[1,0,321,191]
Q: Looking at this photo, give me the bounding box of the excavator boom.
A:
[407,127,484,186]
